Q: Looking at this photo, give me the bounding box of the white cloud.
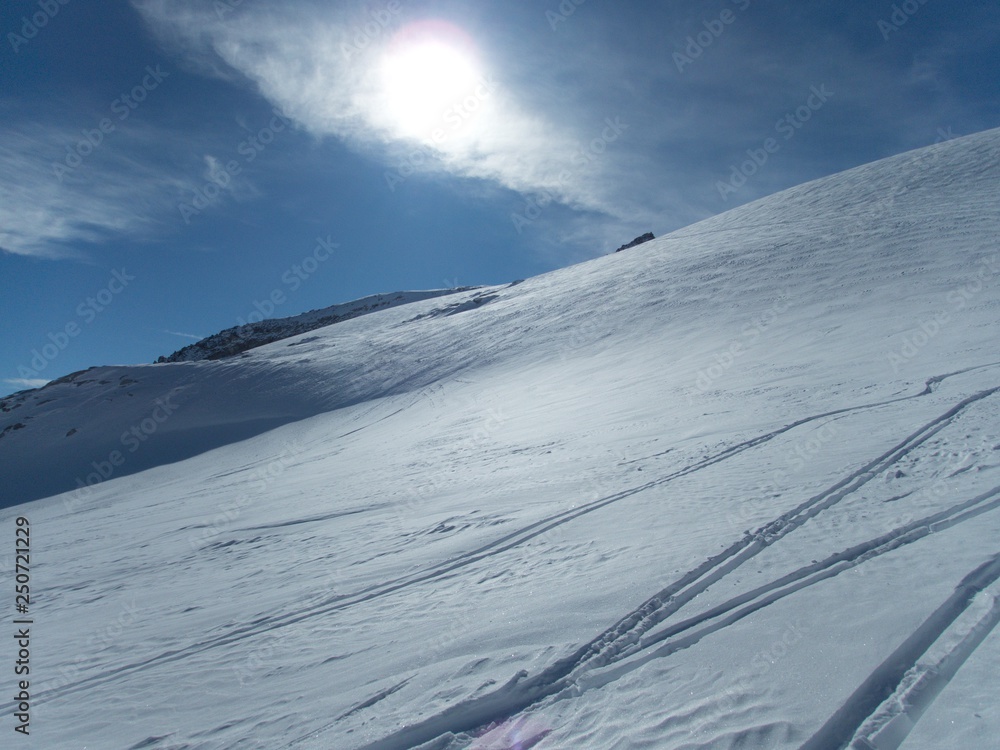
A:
[131,0,634,220]
[3,378,49,391]
[0,121,199,259]
[163,330,204,340]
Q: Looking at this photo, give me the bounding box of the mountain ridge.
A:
[155,287,483,363]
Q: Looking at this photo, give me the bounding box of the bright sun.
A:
[379,21,484,141]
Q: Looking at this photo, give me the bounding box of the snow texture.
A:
[2,128,1000,749]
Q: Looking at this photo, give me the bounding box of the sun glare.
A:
[379,21,485,141]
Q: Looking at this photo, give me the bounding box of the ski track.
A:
[800,553,1000,750]
[342,382,1000,750]
[849,588,1000,749]
[575,383,1000,671]
[577,484,1000,690]
[344,483,1000,750]
[13,371,999,731]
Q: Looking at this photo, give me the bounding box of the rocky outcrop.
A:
[615,232,655,252]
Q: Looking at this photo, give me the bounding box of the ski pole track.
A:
[17,376,998,717]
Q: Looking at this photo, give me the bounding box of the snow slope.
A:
[1,128,1000,750]
[0,285,504,505]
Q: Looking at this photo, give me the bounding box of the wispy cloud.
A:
[163,329,204,340]
[0,118,200,259]
[133,0,975,244]
[131,0,637,222]
[3,378,49,391]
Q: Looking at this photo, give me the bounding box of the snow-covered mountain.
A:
[155,289,482,363]
[2,127,1000,750]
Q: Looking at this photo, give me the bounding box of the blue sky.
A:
[1,0,997,393]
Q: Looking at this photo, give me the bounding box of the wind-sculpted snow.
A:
[1,129,1000,749]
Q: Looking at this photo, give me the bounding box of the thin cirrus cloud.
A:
[0,125,139,259]
[162,329,204,341]
[130,0,635,222]
[0,119,204,259]
[1,378,50,391]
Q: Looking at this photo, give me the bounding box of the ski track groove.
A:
[800,553,1000,750]
[343,482,1000,750]
[340,384,1000,750]
[574,383,1000,671]
[579,483,1000,688]
[849,588,1000,749]
[16,374,998,722]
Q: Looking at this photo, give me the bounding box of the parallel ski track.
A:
[579,484,1000,690]
[847,583,1000,749]
[341,382,1000,750]
[345,483,1000,750]
[570,382,1000,673]
[802,553,1000,750]
[16,373,999,718]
